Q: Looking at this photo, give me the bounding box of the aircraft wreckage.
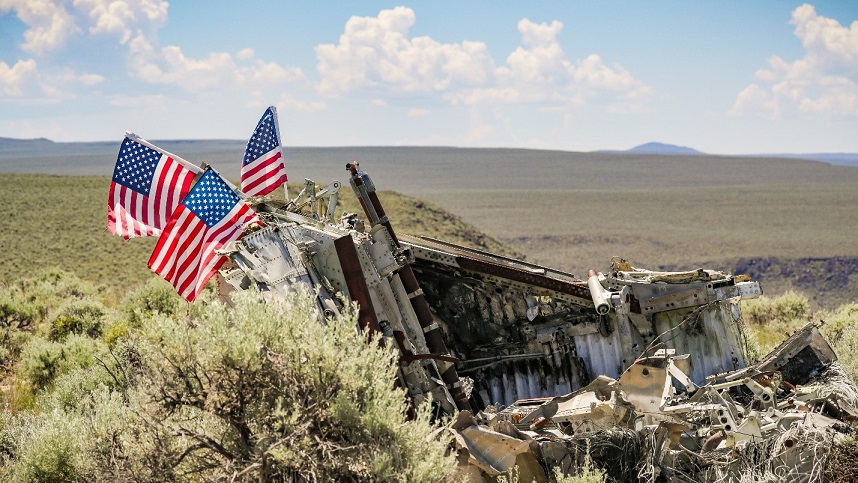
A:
[214,162,857,482]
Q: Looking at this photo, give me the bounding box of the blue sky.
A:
[1,1,857,153]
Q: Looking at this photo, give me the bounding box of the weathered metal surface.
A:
[346,162,471,411]
[722,322,838,386]
[460,339,853,482]
[405,235,758,407]
[215,162,856,482]
[334,233,380,335]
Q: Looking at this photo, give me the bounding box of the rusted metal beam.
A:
[334,234,381,336]
[347,161,472,412]
[455,256,593,303]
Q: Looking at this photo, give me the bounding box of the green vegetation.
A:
[0,173,517,301]
[337,189,523,259]
[0,271,458,481]
[5,163,858,307]
[0,164,856,479]
[742,292,858,380]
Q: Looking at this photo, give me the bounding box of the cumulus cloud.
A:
[3,0,303,102]
[0,58,102,100]
[277,94,326,113]
[732,3,858,118]
[74,0,168,44]
[0,59,38,96]
[315,7,651,111]
[0,0,80,54]
[0,0,168,53]
[315,6,495,96]
[127,34,305,94]
[476,19,651,108]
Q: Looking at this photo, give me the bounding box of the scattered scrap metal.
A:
[216,162,857,482]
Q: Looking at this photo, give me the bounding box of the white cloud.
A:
[73,0,168,44]
[732,4,858,118]
[315,7,651,112]
[236,48,255,61]
[466,20,651,108]
[0,0,80,54]
[277,94,326,113]
[315,6,495,95]
[127,34,305,94]
[0,0,167,53]
[3,0,302,103]
[407,108,431,117]
[0,58,102,99]
[0,59,38,96]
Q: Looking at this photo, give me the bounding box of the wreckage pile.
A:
[209,162,858,482]
[459,325,855,482]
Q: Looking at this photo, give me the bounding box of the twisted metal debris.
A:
[214,162,857,482]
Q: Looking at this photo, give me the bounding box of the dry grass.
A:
[416,184,858,278]
[2,145,858,304]
[0,174,518,299]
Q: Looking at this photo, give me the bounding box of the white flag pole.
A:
[269,105,289,202]
[124,131,202,174]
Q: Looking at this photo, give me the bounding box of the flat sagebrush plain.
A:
[2,143,857,306]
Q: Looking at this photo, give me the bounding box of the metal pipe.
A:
[346,162,472,412]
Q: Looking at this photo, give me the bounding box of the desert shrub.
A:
[0,413,31,478]
[48,299,106,341]
[553,463,608,483]
[0,292,37,330]
[824,436,858,483]
[17,270,101,322]
[820,303,858,345]
[832,324,858,383]
[742,290,810,326]
[742,291,812,354]
[18,335,103,390]
[119,288,455,481]
[1,409,89,483]
[3,288,457,481]
[44,366,117,413]
[0,290,38,369]
[124,279,181,326]
[101,318,130,347]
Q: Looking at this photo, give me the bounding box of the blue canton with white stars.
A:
[242,107,280,166]
[182,170,240,228]
[112,137,161,195]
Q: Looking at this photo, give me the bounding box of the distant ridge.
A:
[1,136,856,170]
[754,153,858,168]
[626,142,704,155]
[0,137,55,149]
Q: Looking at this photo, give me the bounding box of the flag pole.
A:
[200,163,247,200]
[269,106,289,202]
[124,131,202,174]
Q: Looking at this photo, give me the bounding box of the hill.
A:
[2,141,858,308]
[756,152,858,168]
[0,173,518,298]
[0,136,55,150]
[626,142,704,155]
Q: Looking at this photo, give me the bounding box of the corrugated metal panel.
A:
[469,349,580,407]
[652,301,746,384]
[468,300,749,407]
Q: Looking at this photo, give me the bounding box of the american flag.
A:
[108,133,200,239]
[148,169,260,302]
[240,106,287,197]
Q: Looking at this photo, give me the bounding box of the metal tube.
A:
[346,162,472,412]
